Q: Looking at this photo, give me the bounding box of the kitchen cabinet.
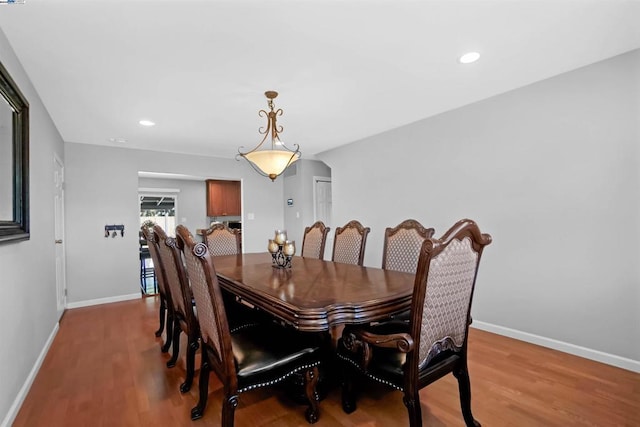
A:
[206,180,241,217]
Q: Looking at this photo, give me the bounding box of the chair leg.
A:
[453,364,481,427]
[166,320,181,368]
[191,353,211,421]
[221,394,239,427]
[155,296,166,337]
[161,310,174,353]
[180,336,199,393]
[303,366,320,424]
[340,364,356,414]
[140,258,146,293]
[403,388,422,427]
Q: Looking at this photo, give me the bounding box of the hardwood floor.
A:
[12,297,640,426]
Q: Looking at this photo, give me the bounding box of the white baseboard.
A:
[66,293,140,309]
[1,322,59,427]
[472,320,640,373]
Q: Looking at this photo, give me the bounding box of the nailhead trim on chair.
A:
[336,352,404,392]
[229,322,260,334]
[237,361,321,394]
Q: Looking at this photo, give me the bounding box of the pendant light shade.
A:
[237,91,300,181]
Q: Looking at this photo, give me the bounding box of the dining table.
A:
[212,252,416,333]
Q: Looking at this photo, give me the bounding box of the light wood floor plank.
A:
[11,297,640,426]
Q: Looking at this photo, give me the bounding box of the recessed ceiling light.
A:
[108,137,127,143]
[139,119,155,127]
[459,52,480,64]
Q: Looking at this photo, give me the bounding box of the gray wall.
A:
[1,26,637,425]
[64,142,284,304]
[0,29,65,424]
[138,177,208,236]
[319,49,640,363]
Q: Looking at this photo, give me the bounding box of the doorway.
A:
[54,155,67,318]
[139,193,177,294]
[139,194,177,233]
[314,176,332,225]
[313,176,332,259]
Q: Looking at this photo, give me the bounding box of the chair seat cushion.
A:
[232,324,320,383]
[337,321,409,389]
[389,308,411,322]
[338,320,463,390]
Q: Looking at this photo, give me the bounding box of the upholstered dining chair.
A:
[337,219,492,427]
[203,223,241,256]
[141,225,173,353]
[332,220,370,266]
[154,225,200,393]
[203,222,266,329]
[301,221,330,259]
[382,219,435,274]
[176,225,322,426]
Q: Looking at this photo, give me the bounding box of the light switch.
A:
[296,212,300,219]
[248,213,255,220]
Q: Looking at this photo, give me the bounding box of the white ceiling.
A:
[0,0,639,159]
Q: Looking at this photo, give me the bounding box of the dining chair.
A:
[141,225,173,353]
[203,222,269,330]
[332,220,370,266]
[382,219,435,274]
[154,225,200,393]
[139,237,157,294]
[203,223,241,256]
[337,219,492,427]
[176,224,322,426]
[301,221,330,259]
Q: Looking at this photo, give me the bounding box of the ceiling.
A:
[0,0,639,159]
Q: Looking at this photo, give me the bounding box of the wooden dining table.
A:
[212,252,416,332]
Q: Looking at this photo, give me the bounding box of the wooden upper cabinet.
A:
[223,181,241,216]
[206,180,241,217]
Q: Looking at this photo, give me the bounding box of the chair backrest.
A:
[382,219,435,274]
[408,219,491,370]
[203,223,241,257]
[154,225,194,323]
[176,225,235,379]
[301,221,330,259]
[332,220,370,266]
[141,225,169,298]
